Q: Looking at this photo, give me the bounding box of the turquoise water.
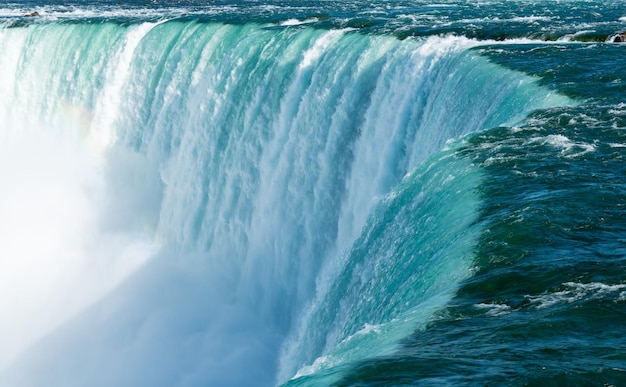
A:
[0,1,625,386]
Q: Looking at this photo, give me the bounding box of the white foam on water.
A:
[530,134,596,158]
[509,16,552,23]
[526,282,626,309]
[475,302,513,316]
[279,17,318,26]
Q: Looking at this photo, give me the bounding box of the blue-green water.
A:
[1,1,625,386]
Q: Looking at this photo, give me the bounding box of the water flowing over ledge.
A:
[0,20,570,386]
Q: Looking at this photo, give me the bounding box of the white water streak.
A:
[91,22,162,150]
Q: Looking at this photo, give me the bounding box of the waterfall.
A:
[0,21,569,386]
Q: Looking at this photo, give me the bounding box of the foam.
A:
[527,282,626,309]
[475,303,513,316]
[530,134,596,158]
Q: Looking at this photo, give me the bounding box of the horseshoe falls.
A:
[2,1,626,386]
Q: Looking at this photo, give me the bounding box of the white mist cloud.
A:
[0,127,282,387]
[0,127,158,370]
[0,249,283,387]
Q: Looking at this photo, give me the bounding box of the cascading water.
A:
[0,20,570,386]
